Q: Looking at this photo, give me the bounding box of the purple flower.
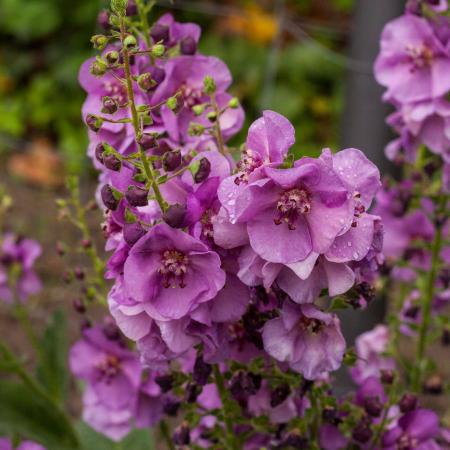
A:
[383,409,441,450]
[262,301,346,379]
[123,223,225,320]
[0,438,46,450]
[151,13,201,49]
[319,424,348,450]
[351,325,396,384]
[0,233,42,303]
[375,15,450,103]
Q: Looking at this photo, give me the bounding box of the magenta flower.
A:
[123,223,225,320]
[383,409,440,450]
[375,15,450,103]
[262,301,346,379]
[0,438,46,450]
[151,13,201,49]
[0,233,42,303]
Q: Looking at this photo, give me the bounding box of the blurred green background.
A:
[0,0,353,177]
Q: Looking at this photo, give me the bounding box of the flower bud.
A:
[90,59,108,77]
[101,96,118,114]
[105,50,120,65]
[228,97,239,109]
[162,149,181,172]
[91,34,108,50]
[155,374,174,393]
[95,143,106,163]
[97,10,111,30]
[82,238,92,249]
[137,133,156,149]
[111,0,128,16]
[166,96,178,111]
[103,153,122,172]
[193,157,211,183]
[442,328,450,346]
[380,369,395,385]
[185,382,201,403]
[101,184,120,210]
[180,36,197,55]
[151,44,165,58]
[193,355,212,386]
[151,24,170,44]
[123,34,137,50]
[423,375,443,395]
[163,397,180,416]
[192,104,206,116]
[62,270,73,284]
[56,241,66,256]
[352,421,373,443]
[72,298,86,314]
[203,75,216,95]
[279,433,308,449]
[123,222,146,246]
[137,73,156,92]
[270,383,291,408]
[163,204,186,228]
[399,393,418,413]
[363,396,383,417]
[103,321,121,340]
[74,267,85,280]
[86,114,103,132]
[125,185,148,207]
[173,422,190,446]
[126,0,137,15]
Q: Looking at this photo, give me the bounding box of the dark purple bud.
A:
[173,422,190,446]
[163,397,180,416]
[72,298,86,314]
[230,371,260,401]
[363,396,383,418]
[193,355,212,386]
[279,433,308,449]
[151,23,170,44]
[399,393,418,413]
[56,241,66,256]
[101,184,119,211]
[270,383,291,408]
[62,270,73,284]
[74,267,85,280]
[82,238,92,249]
[299,379,314,397]
[126,0,138,15]
[103,322,121,340]
[322,406,340,424]
[151,66,166,85]
[162,149,182,172]
[163,204,186,228]
[97,10,110,30]
[125,185,148,207]
[194,157,211,183]
[102,96,118,114]
[352,421,373,444]
[180,36,197,55]
[80,318,91,330]
[380,369,395,385]
[185,382,201,403]
[86,114,102,132]
[95,143,106,164]
[442,329,450,346]
[423,375,443,395]
[155,374,174,393]
[103,153,122,172]
[123,222,146,246]
[138,133,157,150]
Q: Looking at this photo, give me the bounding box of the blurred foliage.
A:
[0,0,353,174]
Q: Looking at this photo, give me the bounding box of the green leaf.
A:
[36,310,68,404]
[0,380,79,450]
[77,422,155,450]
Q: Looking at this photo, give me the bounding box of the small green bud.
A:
[137,73,156,92]
[91,34,109,50]
[203,76,216,95]
[206,111,217,122]
[90,58,108,77]
[151,44,165,58]
[228,97,239,109]
[192,104,206,116]
[166,96,178,111]
[123,34,137,50]
[188,122,205,136]
[111,0,128,16]
[105,50,119,65]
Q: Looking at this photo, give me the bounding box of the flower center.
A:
[96,355,121,384]
[351,192,366,227]
[180,84,203,108]
[200,208,215,239]
[235,149,264,185]
[397,433,418,450]
[159,249,189,288]
[406,44,434,71]
[103,80,128,106]
[298,316,324,334]
[274,188,311,230]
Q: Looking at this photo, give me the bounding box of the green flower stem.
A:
[119,16,166,213]
[411,193,447,391]
[210,94,226,155]
[212,364,239,450]
[13,301,41,358]
[369,381,396,450]
[159,420,175,450]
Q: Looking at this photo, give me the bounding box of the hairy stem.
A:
[211,94,226,155]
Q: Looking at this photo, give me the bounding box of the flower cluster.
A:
[0,233,42,303]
